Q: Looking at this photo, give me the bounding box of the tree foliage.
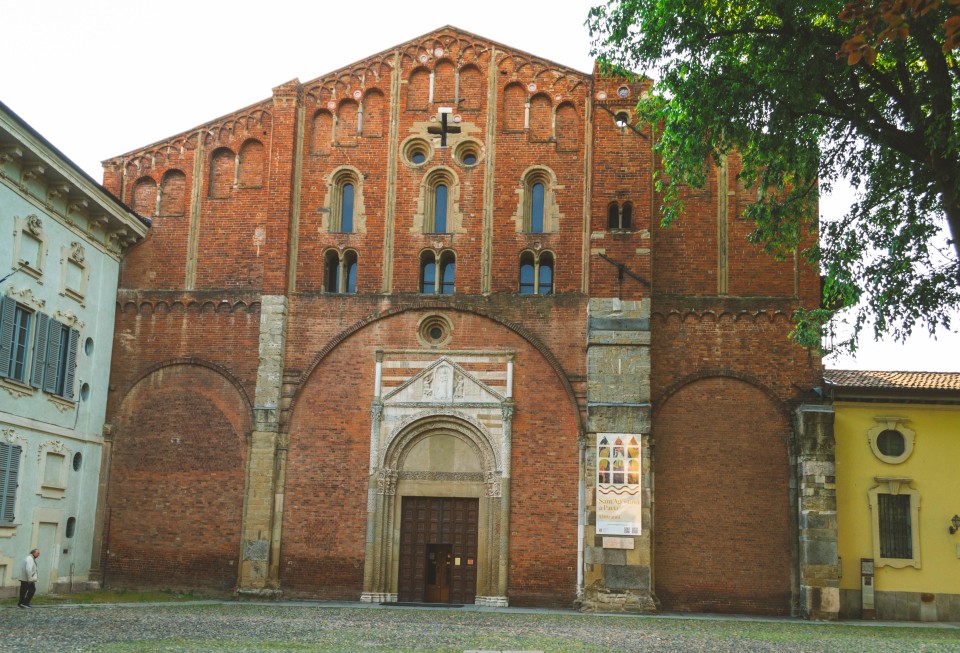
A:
[588,0,960,353]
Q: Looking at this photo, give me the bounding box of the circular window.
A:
[73,452,82,471]
[84,338,94,356]
[66,517,76,538]
[454,141,482,168]
[417,313,453,347]
[80,383,90,401]
[402,137,433,168]
[617,85,630,98]
[615,112,630,128]
[867,421,915,464]
[877,429,906,457]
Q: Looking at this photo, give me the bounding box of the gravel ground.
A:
[2,602,959,653]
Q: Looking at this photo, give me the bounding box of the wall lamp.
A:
[950,515,960,535]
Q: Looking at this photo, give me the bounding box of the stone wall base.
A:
[840,588,960,622]
[579,588,657,614]
[475,595,509,607]
[361,592,397,603]
[235,588,284,600]
[798,584,840,620]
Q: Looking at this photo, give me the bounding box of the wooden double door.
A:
[398,496,479,604]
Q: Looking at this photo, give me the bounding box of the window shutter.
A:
[43,318,61,394]
[0,295,15,379]
[30,312,49,389]
[0,443,20,524]
[64,328,79,399]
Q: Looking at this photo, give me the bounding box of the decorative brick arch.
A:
[117,357,254,417]
[287,301,584,437]
[652,369,790,423]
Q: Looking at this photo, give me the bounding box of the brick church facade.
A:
[95,27,834,616]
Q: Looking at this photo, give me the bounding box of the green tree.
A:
[588,0,960,352]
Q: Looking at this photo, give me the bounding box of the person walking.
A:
[18,548,39,608]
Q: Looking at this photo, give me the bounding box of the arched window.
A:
[339,183,355,233]
[158,170,186,216]
[237,140,264,188]
[608,201,634,230]
[517,168,557,234]
[324,249,359,293]
[439,251,455,295]
[420,250,455,294]
[423,171,456,233]
[209,147,235,198]
[420,251,436,294]
[518,250,555,295]
[329,169,362,234]
[132,177,157,217]
[529,182,545,233]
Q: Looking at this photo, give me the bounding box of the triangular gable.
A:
[383,357,504,404]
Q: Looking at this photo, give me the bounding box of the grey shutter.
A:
[0,443,20,525]
[43,318,61,393]
[30,312,49,389]
[63,327,79,399]
[0,295,14,379]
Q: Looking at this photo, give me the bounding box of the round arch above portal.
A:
[383,411,501,475]
[286,301,583,438]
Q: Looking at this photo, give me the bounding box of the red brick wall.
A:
[653,376,792,614]
[106,363,250,591]
[279,305,581,605]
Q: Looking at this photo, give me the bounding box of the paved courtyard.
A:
[2,601,959,653]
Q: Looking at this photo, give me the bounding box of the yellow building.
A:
[828,370,960,621]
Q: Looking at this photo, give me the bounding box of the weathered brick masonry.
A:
[97,26,827,615]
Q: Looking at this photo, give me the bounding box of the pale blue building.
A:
[0,101,147,596]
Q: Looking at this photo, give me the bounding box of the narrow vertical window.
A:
[621,202,633,230]
[340,183,355,233]
[878,494,913,559]
[434,184,448,233]
[519,253,535,294]
[530,183,545,233]
[439,253,455,294]
[324,251,341,293]
[0,297,32,383]
[0,442,21,525]
[421,255,437,294]
[608,203,620,229]
[344,251,358,293]
[538,253,554,295]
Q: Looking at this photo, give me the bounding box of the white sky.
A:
[3,0,956,372]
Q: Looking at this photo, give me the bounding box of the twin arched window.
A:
[421,250,456,294]
[519,251,554,295]
[608,201,633,230]
[324,250,358,293]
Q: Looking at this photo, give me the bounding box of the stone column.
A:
[237,295,288,596]
[795,403,840,620]
[580,298,656,613]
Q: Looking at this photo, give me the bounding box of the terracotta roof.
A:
[825,369,960,391]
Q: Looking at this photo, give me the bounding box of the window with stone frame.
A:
[868,478,921,568]
[424,172,453,234]
[518,250,554,295]
[0,296,33,385]
[516,168,560,234]
[0,441,21,525]
[13,214,47,279]
[420,250,455,295]
[324,249,358,294]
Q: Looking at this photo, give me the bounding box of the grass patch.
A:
[1,588,215,606]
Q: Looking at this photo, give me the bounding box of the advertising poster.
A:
[596,433,642,536]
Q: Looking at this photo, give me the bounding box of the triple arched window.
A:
[324,249,358,293]
[420,250,456,295]
[519,251,554,295]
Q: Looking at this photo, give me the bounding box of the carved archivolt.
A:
[381,411,500,473]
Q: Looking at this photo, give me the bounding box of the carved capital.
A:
[377,468,398,496]
[485,470,502,497]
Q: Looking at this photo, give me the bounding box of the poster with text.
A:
[596,433,642,536]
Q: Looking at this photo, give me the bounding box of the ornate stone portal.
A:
[361,351,514,605]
